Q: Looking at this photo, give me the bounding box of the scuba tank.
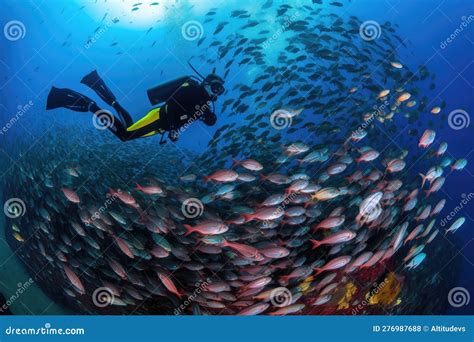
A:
[146,76,191,105]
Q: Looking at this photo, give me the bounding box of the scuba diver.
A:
[45,62,225,143]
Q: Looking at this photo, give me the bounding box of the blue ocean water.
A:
[0,0,472,315]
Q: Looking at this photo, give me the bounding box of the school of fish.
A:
[2,0,468,315]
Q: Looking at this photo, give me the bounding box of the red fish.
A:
[418,129,436,148]
[310,230,356,249]
[108,188,137,207]
[183,221,228,236]
[112,235,134,258]
[135,183,163,195]
[232,159,263,171]
[237,303,269,316]
[203,170,239,182]
[61,188,80,203]
[312,216,345,230]
[221,240,262,260]
[242,207,284,222]
[157,272,183,298]
[108,258,127,279]
[314,255,352,275]
[63,265,85,294]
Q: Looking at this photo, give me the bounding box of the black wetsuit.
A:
[47,72,218,142]
[105,77,217,142]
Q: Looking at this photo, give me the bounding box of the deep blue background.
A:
[0,0,472,314]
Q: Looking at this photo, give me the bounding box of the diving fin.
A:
[80,70,116,106]
[46,87,99,112]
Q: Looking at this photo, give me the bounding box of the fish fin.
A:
[135,183,143,191]
[202,176,210,183]
[418,173,427,187]
[310,239,321,250]
[183,224,194,236]
[231,159,240,168]
[259,174,267,182]
[106,188,114,198]
[241,214,253,222]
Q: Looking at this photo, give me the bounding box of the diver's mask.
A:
[202,74,225,99]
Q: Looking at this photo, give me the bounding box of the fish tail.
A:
[242,214,253,222]
[419,173,429,188]
[259,174,267,182]
[135,183,142,191]
[231,159,240,168]
[202,176,210,183]
[310,239,321,250]
[183,224,194,236]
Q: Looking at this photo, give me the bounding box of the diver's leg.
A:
[111,102,134,127]
[91,109,133,142]
[80,70,134,126]
[46,87,132,142]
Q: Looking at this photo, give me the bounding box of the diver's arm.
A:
[200,104,217,126]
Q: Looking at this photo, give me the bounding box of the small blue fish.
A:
[405,253,426,270]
